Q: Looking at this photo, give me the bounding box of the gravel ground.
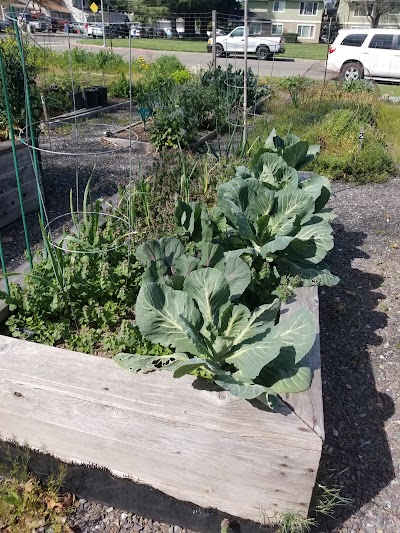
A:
[68,501,198,533]
[316,178,400,532]
[1,110,146,270]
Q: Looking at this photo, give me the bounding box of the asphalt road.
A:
[13,32,328,79]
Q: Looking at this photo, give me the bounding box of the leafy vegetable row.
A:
[115,130,338,408]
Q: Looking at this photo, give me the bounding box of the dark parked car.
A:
[153,28,166,38]
[131,26,154,38]
[114,23,130,38]
[0,20,11,31]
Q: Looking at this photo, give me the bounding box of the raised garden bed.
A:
[0,140,39,230]
[0,285,323,524]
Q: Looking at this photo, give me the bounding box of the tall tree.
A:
[357,1,400,28]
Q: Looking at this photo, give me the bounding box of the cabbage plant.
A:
[217,174,338,287]
[115,265,315,409]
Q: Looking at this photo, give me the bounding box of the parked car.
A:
[114,23,130,38]
[207,26,285,60]
[0,20,11,32]
[153,28,166,38]
[327,29,400,81]
[206,28,226,37]
[164,28,180,39]
[130,26,154,38]
[29,18,48,32]
[87,23,116,39]
[45,18,58,32]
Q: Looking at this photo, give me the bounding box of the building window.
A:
[272,23,283,35]
[299,2,318,15]
[297,24,315,38]
[353,3,366,16]
[273,1,285,12]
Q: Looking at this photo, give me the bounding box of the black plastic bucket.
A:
[84,88,99,108]
[71,90,85,110]
[93,86,108,107]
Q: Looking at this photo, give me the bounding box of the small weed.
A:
[394,342,400,350]
[0,446,73,533]
[260,508,314,533]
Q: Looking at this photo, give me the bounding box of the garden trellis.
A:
[0,6,266,313]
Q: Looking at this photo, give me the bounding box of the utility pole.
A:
[243,0,248,146]
[100,0,106,47]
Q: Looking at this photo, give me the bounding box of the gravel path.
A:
[317,178,400,532]
[1,110,146,270]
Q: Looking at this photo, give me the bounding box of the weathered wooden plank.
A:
[0,332,322,521]
[0,179,38,211]
[0,192,39,230]
[0,164,35,193]
[0,146,33,176]
[279,286,324,441]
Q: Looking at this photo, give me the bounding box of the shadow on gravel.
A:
[0,441,276,533]
[315,223,395,531]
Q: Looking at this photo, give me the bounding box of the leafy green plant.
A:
[115,263,316,409]
[216,174,338,291]
[340,79,374,94]
[202,64,270,109]
[150,105,196,150]
[0,447,73,533]
[108,73,130,98]
[252,128,320,171]
[279,76,314,108]
[0,34,41,138]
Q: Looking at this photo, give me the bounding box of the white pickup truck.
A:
[207,26,285,60]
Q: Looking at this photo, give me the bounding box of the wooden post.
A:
[211,10,217,72]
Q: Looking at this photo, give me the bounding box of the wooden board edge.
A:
[279,286,324,441]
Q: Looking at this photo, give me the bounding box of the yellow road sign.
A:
[90,2,98,13]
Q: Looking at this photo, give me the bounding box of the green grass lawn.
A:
[283,43,327,60]
[78,38,206,53]
[377,82,400,96]
[79,38,328,60]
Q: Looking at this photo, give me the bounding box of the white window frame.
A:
[271,23,283,35]
[297,24,315,39]
[299,2,318,16]
[273,1,286,12]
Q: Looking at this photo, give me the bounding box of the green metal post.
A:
[0,50,33,268]
[11,6,45,226]
[0,236,10,294]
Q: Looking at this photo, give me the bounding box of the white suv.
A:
[327,29,400,82]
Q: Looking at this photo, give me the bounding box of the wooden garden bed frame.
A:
[0,286,323,524]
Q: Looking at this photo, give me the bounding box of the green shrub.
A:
[283,32,298,43]
[0,34,41,137]
[171,69,192,84]
[150,55,185,76]
[340,79,374,94]
[278,76,314,107]
[150,105,196,150]
[108,73,130,98]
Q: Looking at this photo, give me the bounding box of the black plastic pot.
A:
[84,88,99,108]
[71,90,85,110]
[93,86,108,107]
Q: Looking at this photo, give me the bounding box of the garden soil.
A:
[65,178,400,533]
